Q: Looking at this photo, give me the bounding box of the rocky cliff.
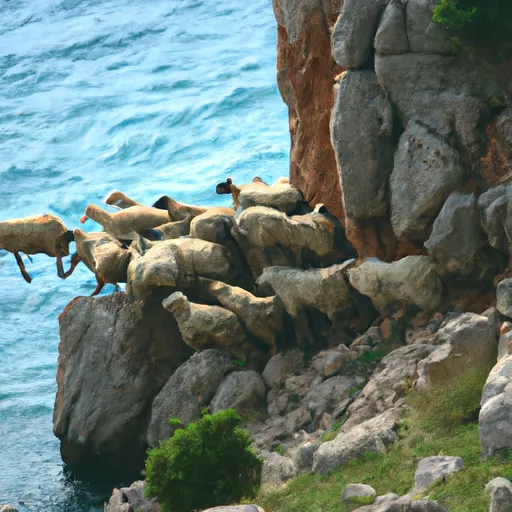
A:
[51,2,512,511]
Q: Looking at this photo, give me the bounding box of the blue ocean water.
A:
[0,0,289,509]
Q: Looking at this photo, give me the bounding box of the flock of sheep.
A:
[0,176,271,294]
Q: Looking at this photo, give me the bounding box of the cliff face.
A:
[273,0,344,222]
[274,0,512,261]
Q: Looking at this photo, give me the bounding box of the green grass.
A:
[257,423,512,512]
[252,365,511,512]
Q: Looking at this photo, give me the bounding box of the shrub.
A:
[433,0,512,60]
[144,409,262,512]
[408,365,490,432]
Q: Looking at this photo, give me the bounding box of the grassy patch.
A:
[408,365,490,433]
[253,366,509,512]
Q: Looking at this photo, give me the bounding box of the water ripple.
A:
[0,0,288,510]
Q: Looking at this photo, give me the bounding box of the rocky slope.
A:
[50,1,512,511]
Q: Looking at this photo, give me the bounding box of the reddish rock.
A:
[273,0,345,222]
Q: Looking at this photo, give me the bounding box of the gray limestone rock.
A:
[292,442,319,473]
[416,313,497,389]
[262,349,303,389]
[104,481,160,512]
[348,256,442,317]
[425,192,485,274]
[146,350,235,447]
[210,371,267,419]
[374,1,409,54]
[202,507,265,512]
[413,456,464,492]
[390,121,464,238]
[406,0,451,54]
[331,70,394,219]
[497,279,512,318]
[313,409,402,475]
[53,294,191,477]
[480,354,512,459]
[498,325,512,362]
[353,498,447,511]
[259,450,297,490]
[486,477,512,512]
[344,344,434,430]
[331,0,387,68]
[496,108,512,161]
[478,185,510,255]
[343,483,377,504]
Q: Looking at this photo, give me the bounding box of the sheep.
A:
[62,229,134,296]
[0,214,74,282]
[215,176,268,209]
[152,195,234,221]
[79,204,171,240]
[162,291,249,360]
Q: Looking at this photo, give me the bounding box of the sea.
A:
[0,0,289,509]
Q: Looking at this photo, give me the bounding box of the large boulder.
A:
[486,477,512,512]
[232,206,355,279]
[257,262,375,344]
[413,456,464,492]
[330,70,394,219]
[210,371,267,420]
[344,344,434,429]
[416,313,497,388]
[313,408,402,475]
[162,292,251,361]
[104,480,160,512]
[331,0,387,68]
[390,120,464,238]
[348,256,442,317]
[259,450,297,490]
[480,354,512,459]
[273,0,344,221]
[53,294,192,479]
[261,349,303,389]
[146,350,235,447]
[425,192,485,274]
[127,238,236,299]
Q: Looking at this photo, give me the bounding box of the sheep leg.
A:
[90,275,105,297]
[57,252,81,279]
[13,252,32,283]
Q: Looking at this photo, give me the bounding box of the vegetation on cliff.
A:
[254,366,512,512]
[144,409,262,512]
[433,0,512,59]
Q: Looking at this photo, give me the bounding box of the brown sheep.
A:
[63,229,133,296]
[79,204,170,239]
[215,176,268,209]
[0,214,74,282]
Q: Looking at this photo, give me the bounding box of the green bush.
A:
[408,365,490,432]
[433,0,512,60]
[144,409,262,512]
